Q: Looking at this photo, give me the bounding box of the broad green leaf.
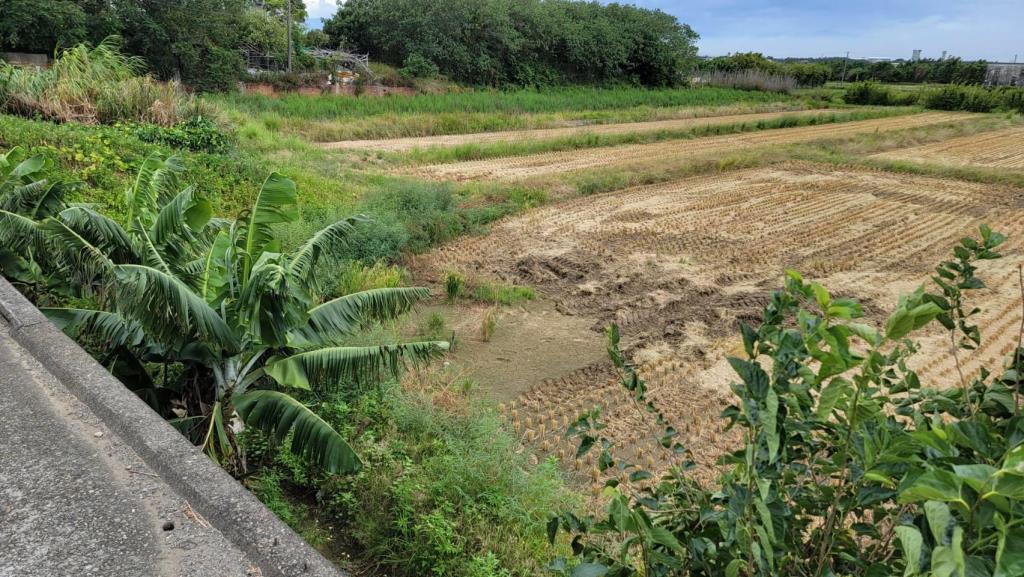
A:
[925,501,954,545]
[42,308,144,349]
[995,526,1024,577]
[764,388,779,461]
[896,525,923,577]
[292,287,431,346]
[265,342,448,389]
[898,470,963,505]
[115,264,238,352]
[817,377,852,419]
[289,216,361,286]
[930,526,966,577]
[233,390,361,474]
[953,464,996,493]
[241,172,298,280]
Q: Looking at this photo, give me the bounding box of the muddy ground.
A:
[410,161,1024,486]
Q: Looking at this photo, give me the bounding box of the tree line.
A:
[702,52,990,87]
[322,0,700,87]
[0,0,309,91]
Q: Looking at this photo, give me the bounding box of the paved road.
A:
[0,321,256,577]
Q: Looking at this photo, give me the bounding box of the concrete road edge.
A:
[0,277,346,577]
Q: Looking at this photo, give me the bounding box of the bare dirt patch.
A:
[414,112,978,181]
[319,108,829,151]
[411,162,1024,486]
[871,126,1024,169]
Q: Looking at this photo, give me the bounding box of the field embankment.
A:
[320,108,839,151]
[415,111,978,180]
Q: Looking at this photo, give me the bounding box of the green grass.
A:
[211,87,803,141]
[212,86,794,120]
[472,283,536,306]
[395,107,916,164]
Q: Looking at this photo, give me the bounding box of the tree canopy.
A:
[0,0,309,91]
[323,0,699,87]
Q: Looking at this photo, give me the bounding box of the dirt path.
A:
[871,126,1024,169]
[319,108,829,151]
[412,161,1024,484]
[415,112,978,181]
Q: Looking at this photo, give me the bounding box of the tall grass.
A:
[210,86,794,121]
[697,70,799,92]
[0,38,200,126]
[399,107,914,164]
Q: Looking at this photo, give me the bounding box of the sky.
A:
[304,0,1023,62]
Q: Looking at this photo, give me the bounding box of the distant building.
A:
[985,62,1024,86]
[912,49,922,62]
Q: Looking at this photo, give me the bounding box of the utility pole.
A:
[286,0,293,72]
[840,51,850,83]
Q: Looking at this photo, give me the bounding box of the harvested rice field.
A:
[412,162,1024,485]
[413,111,978,180]
[871,126,1024,169]
[321,108,846,151]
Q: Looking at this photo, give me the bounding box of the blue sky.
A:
[304,1,1023,62]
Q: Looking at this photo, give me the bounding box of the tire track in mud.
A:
[415,112,979,180]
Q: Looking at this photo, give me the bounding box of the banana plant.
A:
[37,153,447,474]
[0,147,74,290]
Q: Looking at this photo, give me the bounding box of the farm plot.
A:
[415,112,977,180]
[871,126,1024,169]
[320,108,832,151]
[414,162,1024,487]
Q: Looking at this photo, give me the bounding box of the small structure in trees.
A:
[985,62,1023,86]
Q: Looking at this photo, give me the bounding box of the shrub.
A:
[998,87,1024,113]
[420,312,448,341]
[843,82,919,106]
[248,384,576,577]
[923,84,1000,112]
[122,116,231,153]
[400,53,440,79]
[552,227,1024,577]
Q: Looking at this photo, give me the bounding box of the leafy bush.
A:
[324,0,698,87]
[551,227,1024,577]
[843,82,920,106]
[121,116,231,153]
[923,85,1000,112]
[400,53,440,79]
[998,87,1024,113]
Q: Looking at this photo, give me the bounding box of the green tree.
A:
[6,152,446,473]
[0,0,88,53]
[324,0,698,87]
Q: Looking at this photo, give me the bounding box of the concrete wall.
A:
[0,52,51,68]
[0,277,347,577]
